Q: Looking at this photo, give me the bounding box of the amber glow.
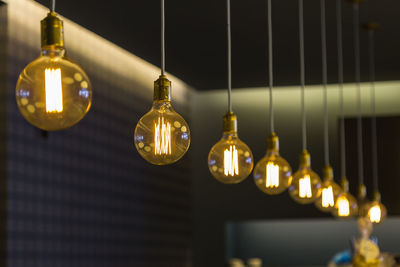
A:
[322,186,334,208]
[368,205,382,223]
[224,145,239,176]
[337,196,350,216]
[266,162,279,188]
[154,117,171,155]
[299,175,312,198]
[45,68,63,113]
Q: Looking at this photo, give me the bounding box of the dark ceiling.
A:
[34,0,399,90]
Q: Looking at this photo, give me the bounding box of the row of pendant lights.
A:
[14,0,386,224]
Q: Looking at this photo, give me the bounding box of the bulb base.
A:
[358,184,367,200]
[154,75,171,101]
[341,177,349,192]
[267,132,279,152]
[41,12,64,48]
[373,191,381,202]
[299,149,311,168]
[363,22,379,31]
[223,111,237,133]
[323,165,334,181]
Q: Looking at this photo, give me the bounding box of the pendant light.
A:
[15,0,92,131]
[208,0,254,184]
[363,23,387,224]
[332,0,358,218]
[315,0,342,212]
[134,0,191,165]
[349,0,369,216]
[253,0,292,195]
[288,0,322,204]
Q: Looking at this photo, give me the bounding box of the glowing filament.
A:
[45,68,63,113]
[154,117,171,155]
[322,186,334,208]
[299,175,312,198]
[266,162,279,188]
[337,196,350,217]
[368,205,382,223]
[224,145,239,176]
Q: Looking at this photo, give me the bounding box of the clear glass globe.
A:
[253,149,292,195]
[332,192,358,218]
[16,48,92,131]
[365,193,387,224]
[208,132,253,184]
[315,166,342,212]
[134,100,190,165]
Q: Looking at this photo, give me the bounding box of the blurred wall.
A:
[3,0,194,266]
[191,82,400,266]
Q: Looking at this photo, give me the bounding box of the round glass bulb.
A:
[365,193,387,224]
[332,192,358,218]
[315,166,342,212]
[253,133,292,194]
[16,48,92,131]
[289,150,322,204]
[134,100,190,165]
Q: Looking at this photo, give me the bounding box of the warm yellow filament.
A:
[45,68,63,113]
[322,186,334,208]
[154,117,171,155]
[299,175,312,198]
[224,145,239,176]
[368,205,381,223]
[337,196,350,216]
[266,162,279,188]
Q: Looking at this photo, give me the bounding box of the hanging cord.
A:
[227,0,232,112]
[161,0,165,75]
[321,0,329,166]
[50,0,55,12]
[299,0,307,150]
[368,28,379,192]
[268,0,274,133]
[353,3,364,187]
[337,0,346,179]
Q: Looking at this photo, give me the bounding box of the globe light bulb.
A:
[253,132,292,194]
[134,75,190,165]
[208,111,254,184]
[332,178,358,218]
[289,150,322,204]
[15,12,92,131]
[357,184,370,218]
[365,192,387,224]
[314,165,342,212]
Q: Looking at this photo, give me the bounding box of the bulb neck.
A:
[299,149,311,168]
[153,75,171,101]
[358,184,367,200]
[373,191,381,202]
[41,12,64,49]
[341,177,349,193]
[223,111,237,133]
[323,165,334,181]
[41,47,65,57]
[267,132,279,153]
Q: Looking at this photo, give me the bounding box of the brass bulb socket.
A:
[223,111,237,133]
[363,22,379,31]
[323,165,334,181]
[358,184,367,200]
[153,75,171,101]
[41,12,64,48]
[299,149,311,168]
[267,132,279,152]
[373,191,381,202]
[341,177,349,192]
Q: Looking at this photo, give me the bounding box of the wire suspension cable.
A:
[321,0,329,166]
[368,28,379,192]
[337,0,346,180]
[353,3,364,187]
[161,0,165,75]
[51,0,55,12]
[227,0,232,112]
[268,0,274,133]
[299,0,307,150]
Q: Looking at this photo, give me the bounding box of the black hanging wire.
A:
[321,0,329,166]
[51,0,55,12]
[227,0,232,112]
[268,0,274,134]
[299,0,307,151]
[161,0,165,75]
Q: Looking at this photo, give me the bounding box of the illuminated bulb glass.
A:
[332,179,358,218]
[289,150,322,204]
[16,13,92,131]
[315,165,342,212]
[365,192,387,224]
[134,75,190,165]
[253,133,292,195]
[208,112,253,184]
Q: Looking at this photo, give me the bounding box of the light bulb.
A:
[15,12,92,131]
[134,75,190,165]
[253,133,292,194]
[208,112,253,184]
[357,184,370,218]
[315,165,342,212]
[365,192,387,224]
[332,178,358,218]
[289,150,322,204]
